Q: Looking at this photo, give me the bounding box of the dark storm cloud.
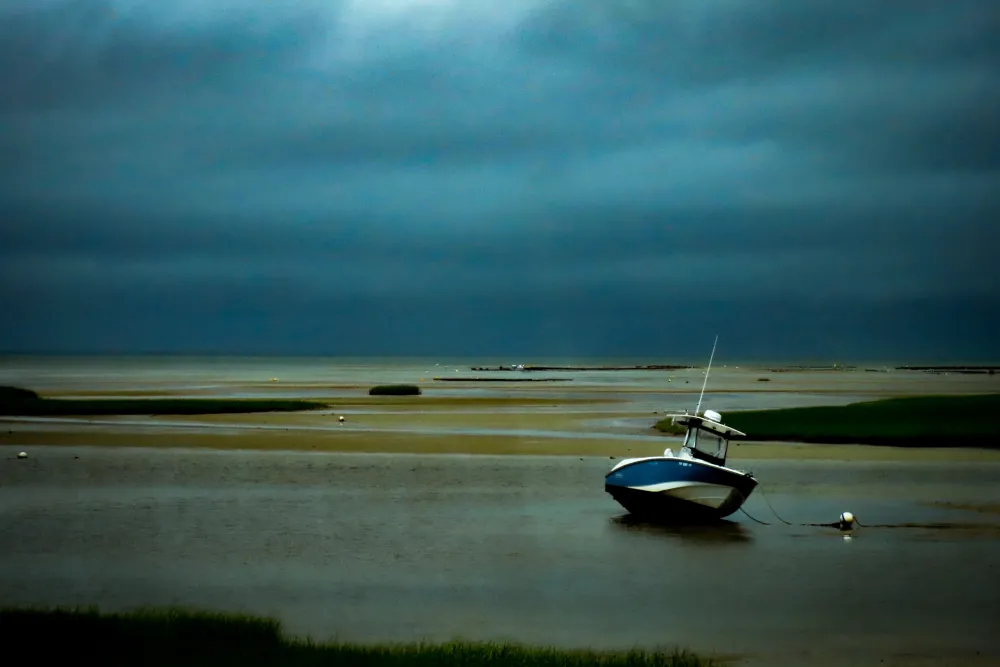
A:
[0,0,327,113]
[1,0,998,357]
[519,0,1000,174]
[519,0,1000,88]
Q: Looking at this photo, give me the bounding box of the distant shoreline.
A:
[470,364,691,372]
[894,365,998,374]
[434,377,572,382]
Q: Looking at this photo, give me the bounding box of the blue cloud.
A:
[1,0,997,357]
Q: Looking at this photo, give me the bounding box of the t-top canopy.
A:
[664,413,746,438]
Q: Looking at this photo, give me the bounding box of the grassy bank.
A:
[0,607,716,666]
[655,394,1000,448]
[0,386,328,416]
[369,384,422,396]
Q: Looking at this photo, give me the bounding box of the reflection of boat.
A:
[604,336,758,522]
[610,514,753,544]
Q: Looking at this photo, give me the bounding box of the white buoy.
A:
[838,511,855,530]
[338,415,345,423]
[843,535,853,541]
[17,451,27,459]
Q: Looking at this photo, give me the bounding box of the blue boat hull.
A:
[605,457,758,521]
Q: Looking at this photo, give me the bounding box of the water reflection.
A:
[609,513,754,544]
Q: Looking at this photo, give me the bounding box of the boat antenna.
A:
[694,334,718,416]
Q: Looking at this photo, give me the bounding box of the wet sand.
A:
[5,421,1000,462]
[2,358,1000,665]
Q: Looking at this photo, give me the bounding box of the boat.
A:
[604,337,758,521]
[604,409,758,521]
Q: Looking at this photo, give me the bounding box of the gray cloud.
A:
[1,1,328,113]
[518,1,997,84]
[1,0,998,358]
[519,0,1000,176]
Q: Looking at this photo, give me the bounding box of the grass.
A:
[0,385,38,402]
[0,385,328,416]
[369,384,423,396]
[654,394,1000,448]
[0,607,716,667]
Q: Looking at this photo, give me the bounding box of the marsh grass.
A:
[655,394,1000,448]
[0,385,38,402]
[369,384,423,396]
[0,607,715,667]
[0,386,327,416]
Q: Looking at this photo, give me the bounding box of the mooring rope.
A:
[737,486,980,531]
[738,505,772,525]
[757,485,795,525]
[734,482,992,531]
[736,485,844,529]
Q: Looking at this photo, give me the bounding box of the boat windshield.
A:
[684,426,729,465]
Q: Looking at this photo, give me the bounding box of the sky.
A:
[1,0,998,361]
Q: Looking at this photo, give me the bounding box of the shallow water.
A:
[2,445,999,666]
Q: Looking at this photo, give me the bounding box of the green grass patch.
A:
[0,385,327,416]
[0,607,715,666]
[369,384,423,396]
[654,394,1000,448]
[0,385,39,402]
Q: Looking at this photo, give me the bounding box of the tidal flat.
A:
[2,358,1000,666]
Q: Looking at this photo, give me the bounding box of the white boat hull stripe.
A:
[626,480,736,509]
